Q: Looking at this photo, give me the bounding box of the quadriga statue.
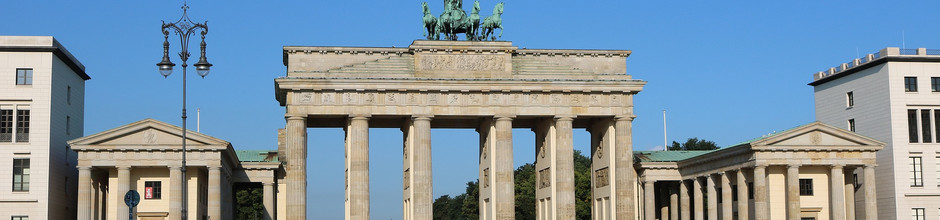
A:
[422,0,503,41]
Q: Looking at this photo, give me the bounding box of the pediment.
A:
[69,118,230,150]
[751,122,883,149]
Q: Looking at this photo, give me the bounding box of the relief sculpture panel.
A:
[418,54,506,71]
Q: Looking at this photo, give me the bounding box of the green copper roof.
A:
[235,150,279,162]
[634,150,714,162]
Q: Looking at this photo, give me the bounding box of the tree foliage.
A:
[668,137,719,151]
[433,150,594,219]
[234,183,264,220]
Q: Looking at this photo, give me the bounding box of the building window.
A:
[923,110,933,143]
[906,76,918,92]
[11,216,28,220]
[15,109,28,143]
[15,69,32,85]
[932,77,940,92]
[936,110,940,143]
[909,109,919,143]
[846,91,854,107]
[936,156,940,186]
[848,119,856,132]
[799,179,813,195]
[747,182,754,199]
[911,156,923,187]
[0,109,11,142]
[913,208,925,220]
[717,188,722,203]
[66,116,70,136]
[67,86,71,105]
[13,159,29,192]
[145,181,162,199]
[731,185,738,201]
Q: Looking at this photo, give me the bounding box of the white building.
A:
[812,47,940,220]
[0,36,90,220]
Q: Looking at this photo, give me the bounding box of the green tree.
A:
[433,150,594,219]
[461,180,479,219]
[668,137,719,151]
[234,183,264,220]
[572,150,592,220]
[514,163,535,219]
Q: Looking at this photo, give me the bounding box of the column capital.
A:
[78,166,92,171]
[412,115,434,121]
[349,114,371,120]
[286,115,306,121]
[832,164,845,170]
[117,165,132,170]
[554,115,576,121]
[787,163,801,169]
[615,114,637,121]
[864,164,877,168]
[208,166,222,171]
[262,182,275,186]
[494,115,515,121]
[168,165,183,170]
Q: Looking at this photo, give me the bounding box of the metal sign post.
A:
[124,190,140,220]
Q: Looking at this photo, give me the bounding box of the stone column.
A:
[285,116,307,220]
[412,116,433,220]
[77,166,92,220]
[830,165,846,220]
[845,167,856,220]
[680,180,690,220]
[554,116,575,219]
[208,166,222,220]
[168,166,183,220]
[707,175,717,220]
[721,172,732,220]
[863,165,877,220]
[347,115,370,220]
[644,180,655,220]
[753,165,768,220]
[263,182,275,220]
[694,178,704,220]
[736,170,747,220]
[670,187,678,220]
[116,166,131,220]
[786,165,800,220]
[614,116,636,220]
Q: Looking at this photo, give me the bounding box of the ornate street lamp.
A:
[156,3,211,220]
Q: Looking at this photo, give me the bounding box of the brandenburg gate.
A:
[274,40,646,219]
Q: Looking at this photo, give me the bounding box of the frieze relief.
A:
[291,91,629,108]
[418,54,506,71]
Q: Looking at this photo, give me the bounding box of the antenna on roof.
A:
[663,110,668,151]
[902,30,906,49]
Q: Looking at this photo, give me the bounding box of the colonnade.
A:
[641,165,878,220]
[283,114,636,220]
[74,164,271,220]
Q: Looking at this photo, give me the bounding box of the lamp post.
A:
[156,3,212,220]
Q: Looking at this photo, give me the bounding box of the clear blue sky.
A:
[4,1,940,219]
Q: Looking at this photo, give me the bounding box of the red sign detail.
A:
[145,187,153,199]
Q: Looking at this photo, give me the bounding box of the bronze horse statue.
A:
[480,2,503,41]
[422,2,438,40]
[421,0,502,41]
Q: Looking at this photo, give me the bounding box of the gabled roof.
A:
[746,121,884,151]
[634,150,714,162]
[68,118,232,151]
[235,150,279,162]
